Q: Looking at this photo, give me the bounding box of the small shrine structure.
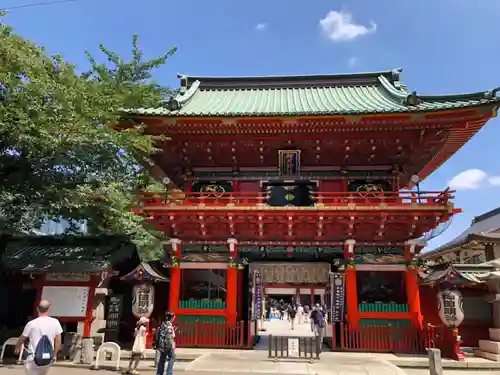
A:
[0,235,139,341]
[419,262,494,360]
[119,261,170,348]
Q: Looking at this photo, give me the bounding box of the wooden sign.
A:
[287,338,299,357]
[278,150,301,176]
[41,286,89,318]
[330,273,346,322]
[45,273,91,282]
[250,262,330,284]
[105,295,123,342]
[253,271,262,319]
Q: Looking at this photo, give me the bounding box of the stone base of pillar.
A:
[475,328,500,361]
[81,337,94,364]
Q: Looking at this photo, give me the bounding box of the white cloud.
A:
[489,176,500,186]
[448,169,488,190]
[319,10,376,42]
[348,57,358,67]
[255,23,267,32]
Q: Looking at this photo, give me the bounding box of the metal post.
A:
[315,336,321,359]
[268,334,273,358]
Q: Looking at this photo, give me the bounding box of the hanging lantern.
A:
[437,289,464,328]
[132,283,155,319]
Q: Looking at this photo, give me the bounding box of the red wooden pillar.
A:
[405,240,423,328]
[168,238,182,315]
[226,238,238,325]
[344,239,359,328]
[83,280,98,337]
[237,268,243,320]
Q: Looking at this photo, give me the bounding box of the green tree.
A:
[0,12,176,259]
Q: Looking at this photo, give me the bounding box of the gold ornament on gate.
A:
[357,183,384,197]
[200,184,226,198]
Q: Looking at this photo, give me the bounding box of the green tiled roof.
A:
[122,69,500,117]
[0,236,138,273]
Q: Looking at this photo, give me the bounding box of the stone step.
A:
[474,348,500,362]
[490,328,500,341]
[479,340,500,354]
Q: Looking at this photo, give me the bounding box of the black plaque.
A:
[104,294,123,342]
[254,271,262,319]
[330,273,345,322]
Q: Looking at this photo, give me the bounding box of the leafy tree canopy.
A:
[0,12,176,259]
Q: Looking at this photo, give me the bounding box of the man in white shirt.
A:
[15,300,63,375]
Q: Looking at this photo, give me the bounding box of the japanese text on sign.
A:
[254,271,262,319]
[330,273,345,322]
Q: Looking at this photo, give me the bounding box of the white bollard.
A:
[93,342,121,371]
[0,337,24,365]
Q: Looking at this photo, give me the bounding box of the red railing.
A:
[331,322,438,353]
[140,190,454,208]
[175,320,245,348]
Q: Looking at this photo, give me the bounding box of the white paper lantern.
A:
[437,289,464,327]
[132,283,155,319]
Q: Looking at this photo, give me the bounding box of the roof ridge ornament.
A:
[179,75,188,94]
[391,68,403,81]
[405,91,421,106]
[165,96,181,111]
[484,87,500,99]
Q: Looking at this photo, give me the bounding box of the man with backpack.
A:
[309,304,325,352]
[14,300,63,375]
[154,311,176,375]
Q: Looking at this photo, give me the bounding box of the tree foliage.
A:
[0,13,176,259]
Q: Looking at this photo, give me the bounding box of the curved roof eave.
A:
[421,209,500,258]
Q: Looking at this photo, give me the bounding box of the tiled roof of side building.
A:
[122,68,500,117]
[0,235,138,273]
[421,206,500,258]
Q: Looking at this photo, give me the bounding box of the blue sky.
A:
[3,0,500,250]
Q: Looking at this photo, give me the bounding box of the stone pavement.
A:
[0,353,407,375]
[404,369,500,375]
[184,351,407,375]
[3,319,500,374]
[3,353,500,374]
[256,318,318,351]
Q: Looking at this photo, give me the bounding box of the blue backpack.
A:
[34,333,54,366]
[314,311,325,328]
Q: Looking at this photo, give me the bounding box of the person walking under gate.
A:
[154,311,176,375]
[303,304,310,323]
[296,304,304,324]
[288,304,297,330]
[310,304,325,352]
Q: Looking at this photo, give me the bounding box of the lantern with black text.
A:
[132,283,155,319]
[437,289,464,327]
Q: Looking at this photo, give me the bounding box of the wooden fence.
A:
[331,322,438,353]
[173,320,439,352]
[175,320,245,348]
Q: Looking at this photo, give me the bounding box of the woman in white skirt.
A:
[127,316,149,374]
